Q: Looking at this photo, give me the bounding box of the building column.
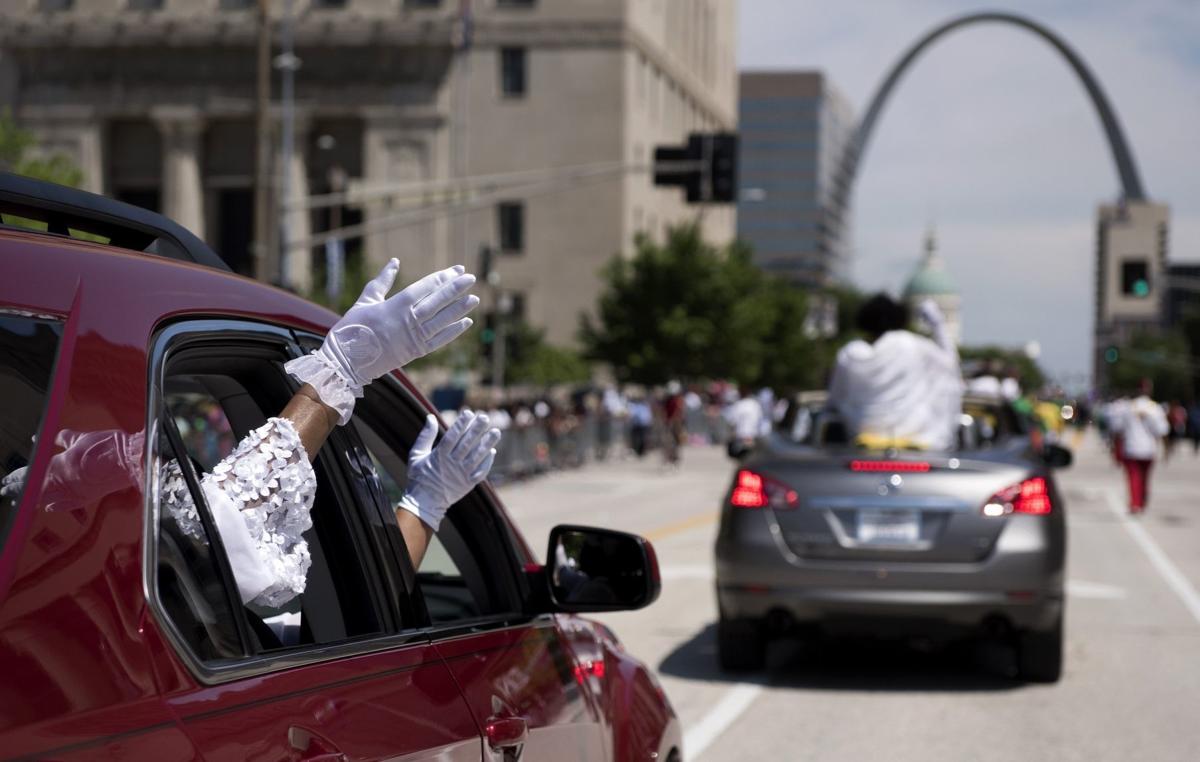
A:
[152,107,206,240]
[361,106,446,283]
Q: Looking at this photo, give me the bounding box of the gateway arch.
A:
[829,11,1164,388]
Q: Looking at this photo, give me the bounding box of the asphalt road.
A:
[498,429,1200,761]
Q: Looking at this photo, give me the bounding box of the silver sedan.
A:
[715,393,1070,682]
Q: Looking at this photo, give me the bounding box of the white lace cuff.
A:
[284,350,361,425]
[162,417,317,608]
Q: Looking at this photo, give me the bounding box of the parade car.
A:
[0,173,679,761]
[715,391,1070,682]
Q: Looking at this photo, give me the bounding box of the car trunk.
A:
[758,453,1032,563]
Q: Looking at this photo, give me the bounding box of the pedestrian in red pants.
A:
[1111,379,1169,515]
[1122,458,1154,513]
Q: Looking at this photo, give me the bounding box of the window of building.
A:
[127,0,164,9]
[497,201,524,252]
[404,0,441,7]
[1121,259,1151,297]
[38,0,72,10]
[311,0,348,8]
[500,47,527,97]
[219,0,256,8]
[496,0,535,6]
[0,315,63,553]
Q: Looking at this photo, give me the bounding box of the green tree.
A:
[1108,330,1193,400]
[580,225,774,385]
[960,345,1046,390]
[0,110,83,187]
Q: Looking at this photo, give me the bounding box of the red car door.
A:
[145,322,482,761]
[345,379,609,762]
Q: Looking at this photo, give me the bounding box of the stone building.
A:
[0,0,737,345]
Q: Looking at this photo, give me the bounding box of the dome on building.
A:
[902,227,962,346]
[903,230,957,299]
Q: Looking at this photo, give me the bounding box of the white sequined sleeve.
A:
[161,417,318,608]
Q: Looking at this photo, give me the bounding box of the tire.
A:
[1017,616,1063,683]
[717,616,765,672]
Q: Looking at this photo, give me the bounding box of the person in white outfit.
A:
[827,294,963,451]
[1109,379,1170,514]
[724,385,764,456]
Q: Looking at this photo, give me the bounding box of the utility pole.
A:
[276,0,299,288]
[253,0,273,282]
[493,290,510,391]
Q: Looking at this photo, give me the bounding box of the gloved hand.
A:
[398,410,501,531]
[286,260,478,424]
[918,298,945,328]
[1,466,28,503]
[918,298,955,352]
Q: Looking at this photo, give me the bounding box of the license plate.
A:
[857,510,921,545]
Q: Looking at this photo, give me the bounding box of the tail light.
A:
[982,476,1051,517]
[730,469,799,510]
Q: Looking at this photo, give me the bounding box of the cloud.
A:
[739,0,1200,382]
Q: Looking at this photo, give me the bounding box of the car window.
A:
[155,423,246,662]
[350,384,517,625]
[153,337,387,664]
[0,314,63,552]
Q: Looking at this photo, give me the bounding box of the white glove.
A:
[918,298,944,328]
[1,466,28,503]
[286,260,478,424]
[398,411,501,531]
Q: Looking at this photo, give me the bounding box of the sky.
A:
[738,0,1200,384]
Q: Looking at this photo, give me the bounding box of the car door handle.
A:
[288,725,347,762]
[485,715,529,751]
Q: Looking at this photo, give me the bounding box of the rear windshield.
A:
[778,396,1026,451]
[0,314,64,549]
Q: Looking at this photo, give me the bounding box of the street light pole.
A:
[253,0,273,282]
[276,0,298,288]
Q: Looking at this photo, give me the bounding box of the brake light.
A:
[982,476,1052,517]
[850,460,931,473]
[730,469,799,509]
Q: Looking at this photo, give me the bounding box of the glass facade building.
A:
[737,71,855,288]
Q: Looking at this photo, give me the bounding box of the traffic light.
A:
[653,132,739,204]
[1104,346,1120,364]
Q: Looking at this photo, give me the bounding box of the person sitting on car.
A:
[827,293,963,451]
[1,260,501,609]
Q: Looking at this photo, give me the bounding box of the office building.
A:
[737,70,854,288]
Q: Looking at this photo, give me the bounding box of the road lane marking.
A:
[1066,580,1127,600]
[1103,489,1200,624]
[683,684,763,761]
[643,511,718,542]
[660,564,715,581]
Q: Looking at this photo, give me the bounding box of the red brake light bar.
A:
[849,460,931,473]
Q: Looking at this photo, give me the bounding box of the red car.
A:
[0,174,680,761]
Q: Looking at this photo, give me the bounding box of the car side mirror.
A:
[727,440,752,460]
[1043,443,1073,469]
[545,525,661,613]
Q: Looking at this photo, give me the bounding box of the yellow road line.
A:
[643,511,718,542]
